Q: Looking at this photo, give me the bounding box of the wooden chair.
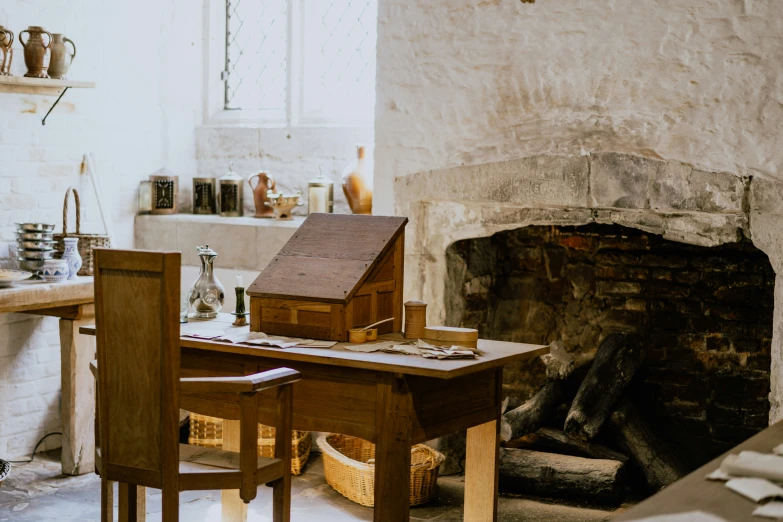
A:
[91,249,300,522]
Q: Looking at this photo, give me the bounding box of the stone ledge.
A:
[134,214,302,271]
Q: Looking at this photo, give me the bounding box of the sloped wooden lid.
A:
[247,214,408,304]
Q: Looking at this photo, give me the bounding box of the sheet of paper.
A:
[773,443,782,456]
[344,343,381,353]
[624,511,729,522]
[183,330,227,340]
[725,477,783,503]
[753,501,783,519]
[706,468,732,481]
[721,451,783,482]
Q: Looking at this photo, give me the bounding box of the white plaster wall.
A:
[0,0,202,459]
[374,0,783,215]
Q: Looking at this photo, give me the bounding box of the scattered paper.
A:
[721,451,783,482]
[773,444,782,456]
[753,501,783,519]
[725,477,783,503]
[624,511,729,522]
[706,468,732,481]
[208,330,336,349]
[183,330,227,340]
[417,339,478,359]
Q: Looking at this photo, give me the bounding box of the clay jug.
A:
[342,145,373,215]
[48,34,76,80]
[248,171,276,218]
[19,26,52,78]
[0,27,13,76]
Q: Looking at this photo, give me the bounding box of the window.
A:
[223,0,378,125]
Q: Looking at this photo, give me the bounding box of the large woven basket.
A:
[317,433,444,507]
[188,413,311,475]
[53,188,110,276]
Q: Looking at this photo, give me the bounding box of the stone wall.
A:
[448,223,774,465]
[374,0,783,215]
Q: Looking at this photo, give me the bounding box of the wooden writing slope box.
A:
[247,214,408,341]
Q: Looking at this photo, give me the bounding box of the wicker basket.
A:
[188,413,311,475]
[53,188,111,276]
[317,433,444,507]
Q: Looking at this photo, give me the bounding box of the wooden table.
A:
[82,315,547,522]
[616,420,783,521]
[0,277,95,476]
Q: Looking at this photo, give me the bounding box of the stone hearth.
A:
[395,151,783,424]
[447,223,774,467]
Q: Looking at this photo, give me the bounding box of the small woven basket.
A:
[53,187,110,276]
[188,413,311,475]
[317,433,444,507]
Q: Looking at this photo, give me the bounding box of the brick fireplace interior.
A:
[447,223,774,471]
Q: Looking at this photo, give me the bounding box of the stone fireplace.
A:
[395,151,783,476]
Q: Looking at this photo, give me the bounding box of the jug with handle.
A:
[48,34,76,79]
[248,171,276,218]
[0,27,13,76]
[19,26,52,78]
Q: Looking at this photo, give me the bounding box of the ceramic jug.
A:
[248,171,276,218]
[341,145,373,215]
[48,34,75,80]
[19,26,52,78]
[0,26,13,76]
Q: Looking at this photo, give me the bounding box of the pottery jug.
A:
[48,34,75,80]
[248,171,276,218]
[62,237,82,280]
[341,145,373,215]
[0,26,13,76]
[19,26,52,78]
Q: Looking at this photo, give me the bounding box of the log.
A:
[500,381,563,442]
[499,448,627,504]
[500,341,581,442]
[507,427,629,463]
[609,398,686,490]
[564,333,647,441]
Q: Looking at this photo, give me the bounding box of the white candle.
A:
[236,274,243,288]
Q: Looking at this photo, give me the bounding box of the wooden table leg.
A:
[464,419,500,522]
[374,373,413,522]
[222,419,248,522]
[118,483,145,522]
[61,304,96,475]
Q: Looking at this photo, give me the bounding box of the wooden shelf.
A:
[0,75,95,95]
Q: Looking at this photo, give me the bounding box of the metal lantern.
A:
[150,175,178,215]
[193,177,217,215]
[219,163,244,217]
[308,172,334,215]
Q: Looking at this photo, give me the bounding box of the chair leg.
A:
[161,487,179,522]
[118,483,145,522]
[273,384,293,522]
[101,478,114,522]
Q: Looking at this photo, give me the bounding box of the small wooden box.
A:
[247,214,408,341]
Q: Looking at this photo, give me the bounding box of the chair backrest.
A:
[94,249,181,489]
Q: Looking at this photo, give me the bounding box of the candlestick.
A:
[236,273,243,288]
[232,286,248,326]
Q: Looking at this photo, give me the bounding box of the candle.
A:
[236,274,243,288]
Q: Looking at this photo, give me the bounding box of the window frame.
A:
[204,0,375,127]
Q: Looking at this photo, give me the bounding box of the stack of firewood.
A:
[499,334,687,505]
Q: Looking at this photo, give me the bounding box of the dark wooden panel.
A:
[259,321,331,340]
[369,249,395,282]
[377,291,394,334]
[261,307,292,323]
[351,294,372,327]
[298,310,330,327]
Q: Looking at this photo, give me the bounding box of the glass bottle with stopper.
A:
[188,245,225,318]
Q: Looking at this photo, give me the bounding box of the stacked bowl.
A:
[16,223,56,280]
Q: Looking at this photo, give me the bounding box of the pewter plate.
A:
[16,231,55,241]
[17,250,54,260]
[18,240,55,250]
[16,223,56,232]
[0,269,33,288]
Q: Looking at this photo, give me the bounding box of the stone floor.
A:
[0,450,630,521]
